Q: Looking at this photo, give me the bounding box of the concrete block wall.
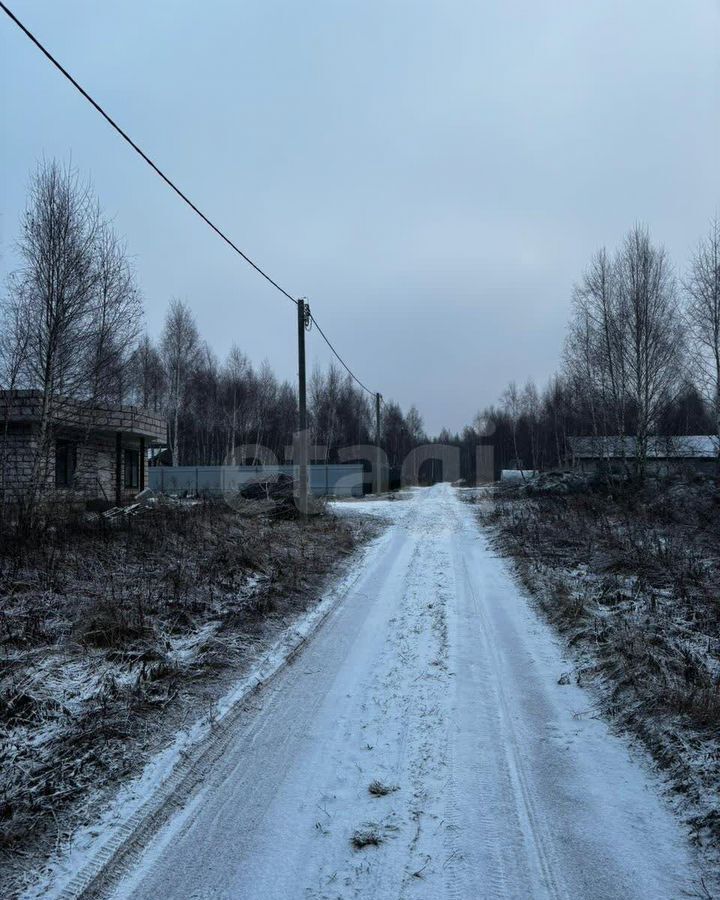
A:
[0,391,166,442]
[0,427,52,499]
[57,433,148,503]
[0,425,149,505]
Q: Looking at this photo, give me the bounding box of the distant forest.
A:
[0,161,425,473]
[2,161,718,483]
[122,212,720,482]
[463,220,720,480]
[131,297,426,470]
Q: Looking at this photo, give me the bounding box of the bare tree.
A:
[310,364,338,460]
[130,335,166,411]
[311,365,373,458]
[564,228,683,478]
[684,218,720,451]
[5,161,106,518]
[404,405,426,446]
[381,401,411,469]
[521,380,541,470]
[542,375,571,468]
[0,288,31,520]
[222,344,251,463]
[1,161,149,518]
[501,381,523,470]
[250,361,278,454]
[86,223,143,404]
[187,342,219,463]
[616,225,683,476]
[567,248,626,438]
[161,299,199,465]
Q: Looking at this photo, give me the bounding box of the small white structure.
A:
[500,469,539,482]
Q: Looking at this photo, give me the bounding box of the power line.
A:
[0,1,297,306]
[0,0,380,399]
[309,313,375,396]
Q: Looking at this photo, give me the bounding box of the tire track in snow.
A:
[456,550,568,899]
[307,505,456,899]
[396,541,453,897]
[437,492,567,900]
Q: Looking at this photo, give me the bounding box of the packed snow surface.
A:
[89,485,704,898]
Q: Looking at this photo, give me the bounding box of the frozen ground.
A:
[26,485,711,899]
[480,476,720,870]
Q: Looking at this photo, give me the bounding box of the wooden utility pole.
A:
[375,392,382,495]
[297,298,309,514]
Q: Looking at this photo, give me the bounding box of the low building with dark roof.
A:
[567,435,720,475]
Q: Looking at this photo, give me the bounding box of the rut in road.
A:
[52,484,705,900]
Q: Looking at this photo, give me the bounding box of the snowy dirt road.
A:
[103,484,703,900]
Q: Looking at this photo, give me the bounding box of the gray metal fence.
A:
[148,464,364,498]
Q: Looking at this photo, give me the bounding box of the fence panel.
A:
[148,464,364,498]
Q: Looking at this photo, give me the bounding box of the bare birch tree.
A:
[161,299,199,464]
[86,223,143,404]
[501,381,523,470]
[130,335,166,411]
[564,228,683,478]
[222,344,251,463]
[0,288,31,519]
[7,162,103,517]
[1,161,146,519]
[616,225,683,476]
[684,218,720,452]
[405,405,426,446]
[521,380,541,470]
[564,302,600,442]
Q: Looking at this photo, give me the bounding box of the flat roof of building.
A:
[0,390,166,441]
[568,435,719,459]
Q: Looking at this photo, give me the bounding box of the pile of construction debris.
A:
[239,473,295,503]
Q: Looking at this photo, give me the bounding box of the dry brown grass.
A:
[0,498,365,869]
[481,475,720,853]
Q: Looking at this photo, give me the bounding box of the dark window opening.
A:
[55,440,77,487]
[124,448,140,489]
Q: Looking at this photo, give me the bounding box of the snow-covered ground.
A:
[27,485,711,898]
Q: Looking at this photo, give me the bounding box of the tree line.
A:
[4,160,716,489]
[140,298,428,468]
[449,222,720,480]
[0,160,428,478]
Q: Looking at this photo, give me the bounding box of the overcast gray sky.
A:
[2,1,719,434]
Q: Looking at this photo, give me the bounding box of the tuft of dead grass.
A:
[368,779,399,797]
[351,825,383,849]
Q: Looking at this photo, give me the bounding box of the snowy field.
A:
[22,484,713,900]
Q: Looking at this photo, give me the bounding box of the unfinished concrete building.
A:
[0,390,166,507]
